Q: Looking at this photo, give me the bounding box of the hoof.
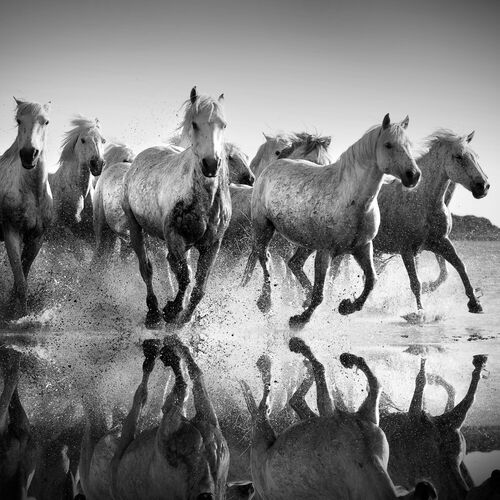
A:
[159,343,180,368]
[472,354,488,369]
[142,339,161,360]
[256,295,271,314]
[289,313,308,330]
[339,353,358,369]
[163,301,180,323]
[145,309,162,329]
[256,354,272,376]
[175,310,193,326]
[338,298,359,316]
[289,336,309,356]
[468,300,483,314]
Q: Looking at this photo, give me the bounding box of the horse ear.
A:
[400,115,410,129]
[262,132,271,141]
[324,136,332,148]
[466,131,475,143]
[190,86,198,104]
[95,118,100,127]
[382,113,391,130]
[218,93,224,102]
[13,97,24,107]
[43,101,52,112]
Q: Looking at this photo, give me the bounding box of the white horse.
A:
[122,87,231,327]
[0,98,52,318]
[49,117,106,243]
[242,114,421,328]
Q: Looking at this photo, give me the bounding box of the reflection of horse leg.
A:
[125,206,161,327]
[111,339,159,495]
[289,360,317,420]
[168,335,218,426]
[3,227,27,317]
[428,373,456,413]
[178,240,221,325]
[339,242,376,315]
[340,353,381,426]
[287,247,314,305]
[422,254,448,293]
[401,250,423,310]
[0,348,21,433]
[289,250,329,328]
[253,355,277,443]
[408,359,426,418]
[164,237,190,323]
[426,237,482,313]
[289,337,334,417]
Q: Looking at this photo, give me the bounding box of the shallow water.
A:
[1,239,499,485]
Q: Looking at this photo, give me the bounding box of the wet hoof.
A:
[256,295,271,314]
[163,301,180,323]
[143,338,161,359]
[339,353,359,369]
[338,299,359,316]
[256,354,272,377]
[145,308,162,329]
[289,313,308,330]
[175,310,193,326]
[289,336,312,358]
[402,310,426,325]
[159,342,181,368]
[472,354,488,370]
[468,300,483,314]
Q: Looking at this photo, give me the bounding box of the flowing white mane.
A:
[59,116,102,164]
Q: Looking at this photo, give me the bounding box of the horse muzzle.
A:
[401,167,421,188]
[90,157,106,176]
[241,172,255,186]
[472,180,490,199]
[19,147,40,169]
[201,157,220,178]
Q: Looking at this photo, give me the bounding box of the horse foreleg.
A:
[21,234,43,281]
[340,353,381,426]
[3,226,27,317]
[289,250,329,329]
[167,335,219,427]
[426,237,482,313]
[164,240,190,323]
[287,247,314,305]
[125,208,161,327]
[289,337,334,417]
[408,359,427,419]
[111,339,159,495]
[0,348,21,433]
[427,373,456,413]
[177,240,221,325]
[422,254,448,294]
[289,361,317,420]
[338,242,377,315]
[254,354,277,444]
[401,250,423,310]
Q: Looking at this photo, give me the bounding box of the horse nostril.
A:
[32,148,40,158]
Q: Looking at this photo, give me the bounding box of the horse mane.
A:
[59,116,101,165]
[423,129,467,150]
[280,132,332,163]
[225,142,247,159]
[177,94,225,142]
[103,142,135,166]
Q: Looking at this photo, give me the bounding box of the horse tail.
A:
[240,251,258,287]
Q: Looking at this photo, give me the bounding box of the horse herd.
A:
[0,88,497,499]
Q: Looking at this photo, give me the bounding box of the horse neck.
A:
[417,147,452,207]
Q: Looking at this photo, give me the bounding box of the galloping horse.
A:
[79,335,229,500]
[49,117,106,243]
[239,337,437,499]
[0,98,52,318]
[122,87,231,327]
[0,347,37,500]
[242,115,421,328]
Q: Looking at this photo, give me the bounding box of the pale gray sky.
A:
[1,0,499,222]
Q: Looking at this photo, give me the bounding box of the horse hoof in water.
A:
[289,313,308,330]
[468,299,483,314]
[256,295,271,314]
[162,301,180,323]
[142,339,161,371]
[175,310,193,327]
[145,309,163,329]
[338,298,359,316]
[472,354,488,370]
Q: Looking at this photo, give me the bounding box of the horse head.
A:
[376,114,421,188]
[14,97,50,169]
[225,143,254,185]
[72,118,107,176]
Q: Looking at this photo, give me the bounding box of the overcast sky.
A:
[1,0,498,223]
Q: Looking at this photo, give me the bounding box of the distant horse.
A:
[79,335,229,500]
[49,117,106,244]
[0,347,37,500]
[93,141,251,262]
[242,115,421,328]
[331,130,489,315]
[223,133,331,262]
[239,337,437,499]
[122,87,231,327]
[0,98,52,318]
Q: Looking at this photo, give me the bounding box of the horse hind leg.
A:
[289,360,317,420]
[289,337,334,417]
[0,347,22,433]
[401,250,423,311]
[339,353,381,426]
[422,254,448,294]
[287,246,314,306]
[3,227,28,317]
[163,242,191,323]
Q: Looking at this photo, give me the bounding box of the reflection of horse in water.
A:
[79,336,229,500]
[239,337,436,499]
[0,99,52,318]
[0,347,37,500]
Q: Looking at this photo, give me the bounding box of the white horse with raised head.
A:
[242,115,421,329]
[122,87,231,327]
[0,98,52,318]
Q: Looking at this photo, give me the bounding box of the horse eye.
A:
[45,120,50,125]
[192,122,199,131]
[102,138,106,144]
[228,155,233,161]
[16,119,21,125]
[454,154,463,161]
[384,142,393,149]
[275,150,280,156]
[81,138,86,144]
